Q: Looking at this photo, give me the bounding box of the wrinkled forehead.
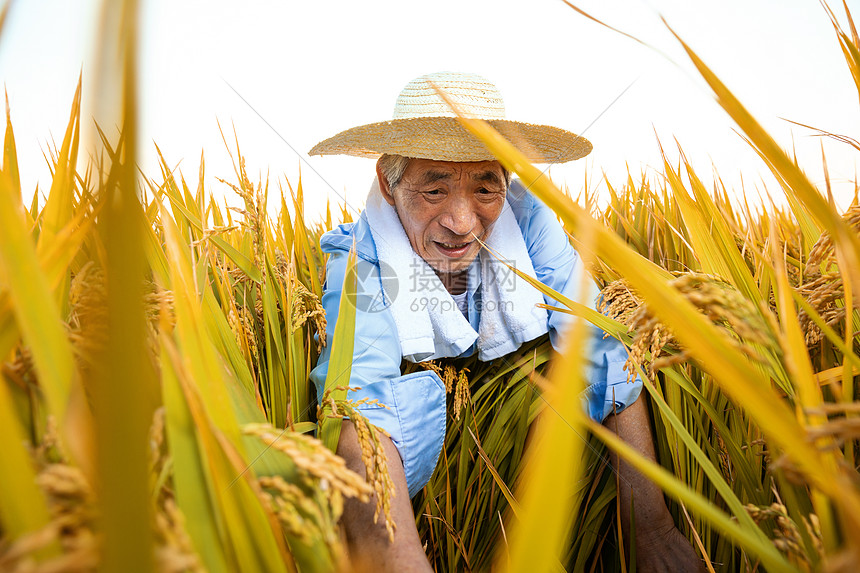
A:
[404,159,508,188]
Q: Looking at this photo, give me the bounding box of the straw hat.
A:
[308,72,592,163]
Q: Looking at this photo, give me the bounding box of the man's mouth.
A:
[434,241,472,257]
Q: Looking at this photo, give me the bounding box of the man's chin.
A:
[427,245,479,273]
[428,256,476,277]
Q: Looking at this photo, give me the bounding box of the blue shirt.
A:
[310,180,642,496]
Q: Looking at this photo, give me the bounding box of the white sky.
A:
[1,0,858,222]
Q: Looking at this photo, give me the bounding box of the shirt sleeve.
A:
[310,247,446,497]
[516,190,643,421]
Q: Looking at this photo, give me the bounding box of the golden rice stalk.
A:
[242,422,372,502]
[227,304,259,362]
[600,273,777,381]
[149,407,202,573]
[806,416,860,446]
[152,497,205,573]
[1,448,204,573]
[258,475,327,545]
[336,401,397,542]
[453,367,471,421]
[415,360,455,391]
[597,279,641,326]
[0,462,98,573]
[143,288,176,335]
[32,416,62,466]
[66,262,108,366]
[148,407,168,485]
[279,258,326,350]
[189,225,239,246]
[316,383,397,539]
[745,501,822,566]
[67,263,176,367]
[799,204,860,345]
[257,473,347,563]
[0,533,98,573]
[443,364,456,394]
[217,156,267,273]
[2,346,35,393]
[417,360,471,419]
[805,205,860,274]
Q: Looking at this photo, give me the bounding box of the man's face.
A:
[377,158,507,281]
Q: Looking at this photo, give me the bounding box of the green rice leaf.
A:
[638,367,768,542]
[159,180,262,283]
[36,77,80,317]
[0,171,77,446]
[320,248,357,452]
[0,377,57,554]
[38,76,80,250]
[158,193,290,572]
[667,155,760,303]
[587,419,797,573]
[437,87,860,543]
[3,92,21,200]
[501,259,593,573]
[160,338,231,573]
[668,25,860,313]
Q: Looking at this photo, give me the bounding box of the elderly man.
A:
[309,72,703,572]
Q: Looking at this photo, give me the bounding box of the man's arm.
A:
[312,241,445,571]
[337,421,432,573]
[603,396,708,573]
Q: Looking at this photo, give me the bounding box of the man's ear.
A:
[375,159,397,206]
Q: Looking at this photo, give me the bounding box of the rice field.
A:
[1,1,860,572]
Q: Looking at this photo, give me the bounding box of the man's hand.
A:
[604,397,709,573]
[635,515,707,573]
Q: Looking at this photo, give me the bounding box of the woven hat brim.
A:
[308,117,592,163]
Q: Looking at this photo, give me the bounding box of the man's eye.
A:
[426,189,442,196]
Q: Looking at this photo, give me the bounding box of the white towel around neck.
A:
[363,178,548,362]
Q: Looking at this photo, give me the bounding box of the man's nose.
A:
[440,197,477,236]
